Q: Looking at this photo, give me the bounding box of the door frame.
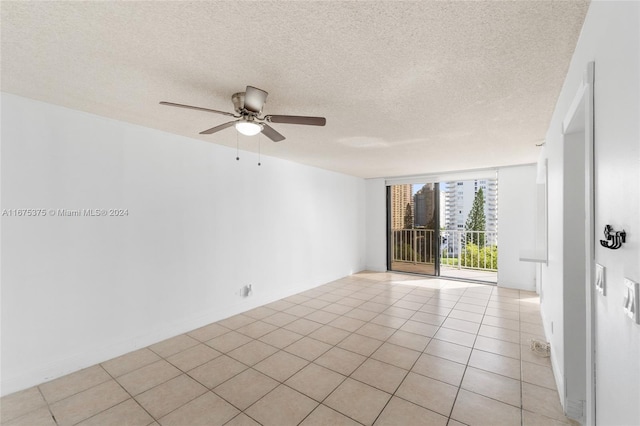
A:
[386,183,440,277]
[562,61,595,424]
[386,186,392,272]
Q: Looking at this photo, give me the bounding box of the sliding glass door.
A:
[387,177,498,283]
[388,183,439,276]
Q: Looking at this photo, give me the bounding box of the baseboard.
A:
[496,280,536,291]
[539,307,567,412]
[549,343,566,413]
[363,265,387,273]
[565,398,585,423]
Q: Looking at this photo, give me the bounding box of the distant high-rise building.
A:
[413,183,436,228]
[390,184,412,229]
[443,178,498,244]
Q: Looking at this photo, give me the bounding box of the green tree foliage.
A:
[465,188,486,246]
[462,243,498,270]
[404,203,413,229]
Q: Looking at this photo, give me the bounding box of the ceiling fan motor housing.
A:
[231,92,245,114]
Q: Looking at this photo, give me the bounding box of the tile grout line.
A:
[158,281,448,423]
[300,280,428,425]
[442,284,494,424]
[193,283,365,424]
[243,281,436,425]
[35,385,59,426]
[49,364,157,426]
[234,280,380,426]
[88,365,158,426]
[370,285,475,425]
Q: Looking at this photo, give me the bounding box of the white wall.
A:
[542,2,640,424]
[364,178,387,272]
[0,93,366,395]
[497,165,537,290]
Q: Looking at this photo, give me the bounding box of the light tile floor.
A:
[1,272,578,426]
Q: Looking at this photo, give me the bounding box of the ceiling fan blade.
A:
[160,101,235,117]
[266,115,326,126]
[199,121,237,135]
[261,124,286,142]
[244,86,268,113]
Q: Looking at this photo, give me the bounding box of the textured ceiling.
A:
[1,1,588,178]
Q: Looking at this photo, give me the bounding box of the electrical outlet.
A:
[595,264,605,296]
[623,278,639,324]
[240,284,253,298]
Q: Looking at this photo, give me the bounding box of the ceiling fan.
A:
[160,86,326,142]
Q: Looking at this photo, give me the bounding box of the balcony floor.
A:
[441,265,497,283]
[391,261,497,284]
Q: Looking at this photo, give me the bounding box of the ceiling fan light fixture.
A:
[235,120,262,136]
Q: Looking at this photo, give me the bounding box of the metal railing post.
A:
[458,231,462,270]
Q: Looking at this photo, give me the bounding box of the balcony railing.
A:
[392,229,498,272]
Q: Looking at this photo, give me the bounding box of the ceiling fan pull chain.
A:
[258,134,262,166]
[236,129,240,161]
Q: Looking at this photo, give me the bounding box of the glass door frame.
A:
[386,183,441,277]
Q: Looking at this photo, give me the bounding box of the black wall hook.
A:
[600,225,626,250]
